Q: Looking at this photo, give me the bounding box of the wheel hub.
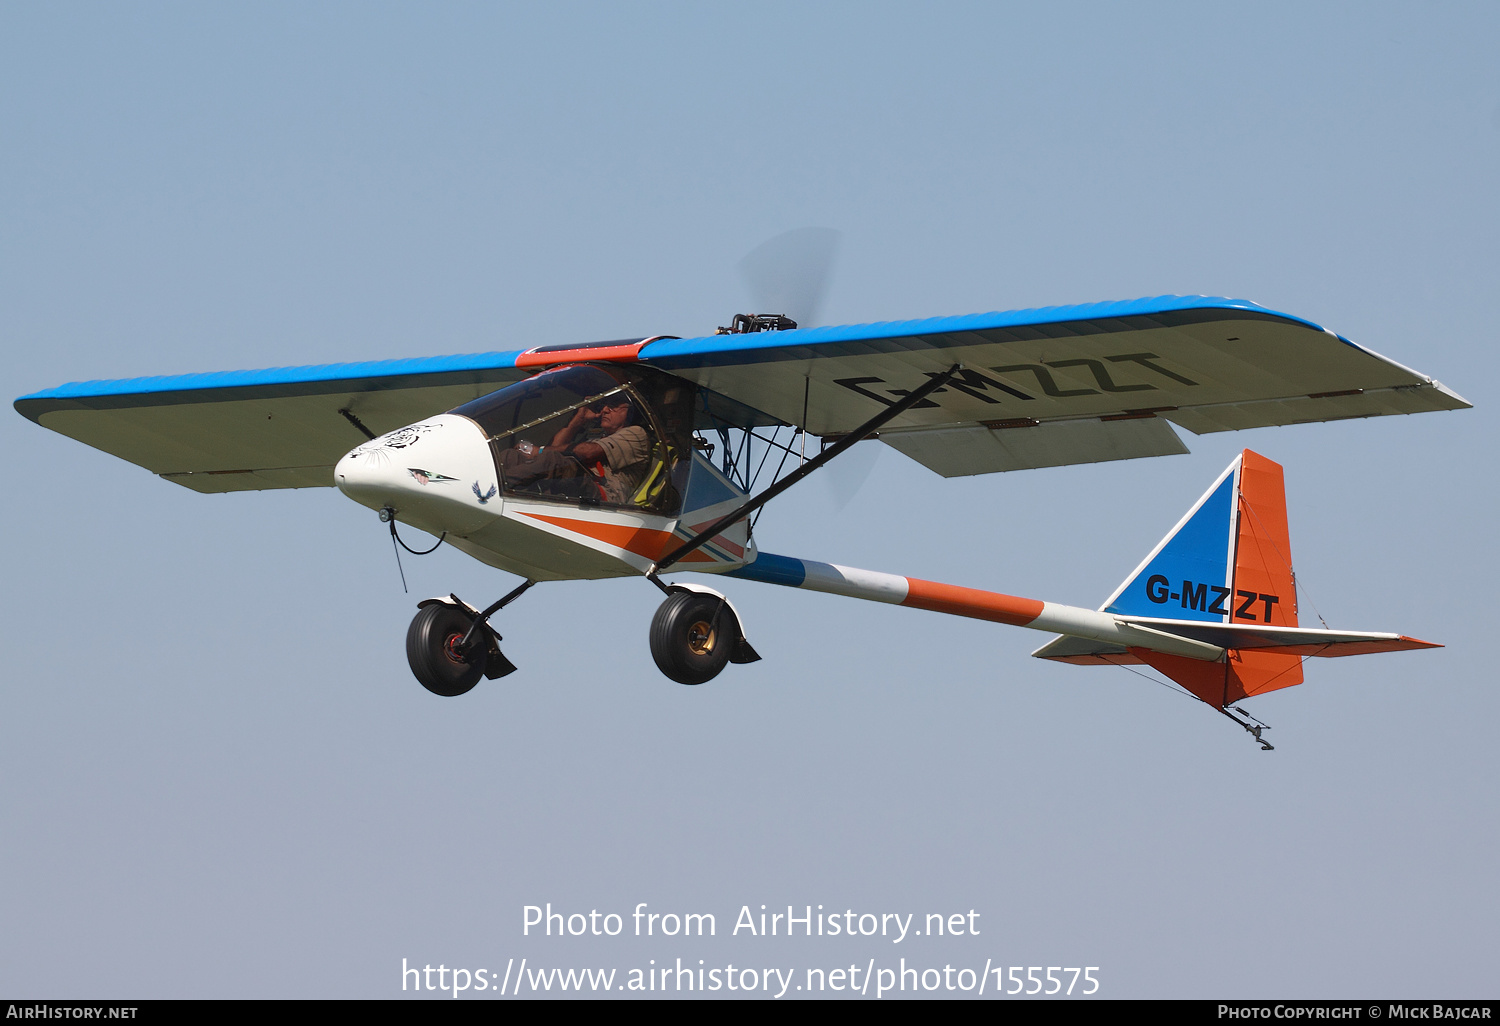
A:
[686,620,716,656]
[443,632,471,664]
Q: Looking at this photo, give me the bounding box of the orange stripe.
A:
[517,512,717,563]
[900,578,1044,626]
[515,342,647,368]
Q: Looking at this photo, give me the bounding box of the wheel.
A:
[649,591,738,685]
[406,603,487,696]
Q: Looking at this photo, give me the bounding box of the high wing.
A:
[15,350,545,492]
[638,295,1470,477]
[14,296,1469,491]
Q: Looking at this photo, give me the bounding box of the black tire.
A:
[649,591,738,685]
[406,603,487,697]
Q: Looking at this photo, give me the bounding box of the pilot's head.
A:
[595,398,634,433]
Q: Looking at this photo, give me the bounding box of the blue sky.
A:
[2,1,1495,998]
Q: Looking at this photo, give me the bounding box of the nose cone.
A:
[334,444,389,507]
[333,415,499,534]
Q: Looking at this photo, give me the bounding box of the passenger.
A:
[551,397,652,505]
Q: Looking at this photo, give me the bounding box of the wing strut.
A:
[338,407,377,441]
[650,365,962,577]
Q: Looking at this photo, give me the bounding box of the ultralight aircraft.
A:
[15,292,1468,745]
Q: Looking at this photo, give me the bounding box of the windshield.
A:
[450,364,692,515]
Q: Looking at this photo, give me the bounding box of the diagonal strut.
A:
[650,364,962,576]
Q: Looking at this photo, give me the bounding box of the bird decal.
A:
[408,468,457,486]
[472,481,497,504]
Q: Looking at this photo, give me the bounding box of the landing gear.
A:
[406,603,488,697]
[404,582,532,696]
[638,371,959,686]
[650,590,743,685]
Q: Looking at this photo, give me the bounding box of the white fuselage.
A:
[334,414,754,581]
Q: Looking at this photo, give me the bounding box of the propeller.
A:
[737,226,841,329]
[821,437,880,511]
[735,227,874,506]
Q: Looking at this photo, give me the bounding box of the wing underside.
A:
[15,356,531,492]
[14,296,1469,490]
[639,297,1469,477]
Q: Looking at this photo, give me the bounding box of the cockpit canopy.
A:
[450,364,697,515]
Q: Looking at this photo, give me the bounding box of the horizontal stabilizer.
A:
[1032,620,1439,662]
[1028,634,1141,665]
[1117,618,1438,657]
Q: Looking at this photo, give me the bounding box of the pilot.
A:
[551,396,651,505]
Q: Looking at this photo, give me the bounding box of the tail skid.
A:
[1220,704,1276,750]
[722,449,1437,720]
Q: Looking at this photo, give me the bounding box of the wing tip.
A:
[13,397,40,425]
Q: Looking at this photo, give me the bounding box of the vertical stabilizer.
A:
[1101,458,1239,622]
[1105,450,1305,705]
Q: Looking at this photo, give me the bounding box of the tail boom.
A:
[724,553,1228,662]
[719,448,1437,709]
[721,548,1438,706]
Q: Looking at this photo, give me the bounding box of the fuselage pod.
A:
[336,363,757,581]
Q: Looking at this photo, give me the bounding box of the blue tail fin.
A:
[1100,459,1239,622]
